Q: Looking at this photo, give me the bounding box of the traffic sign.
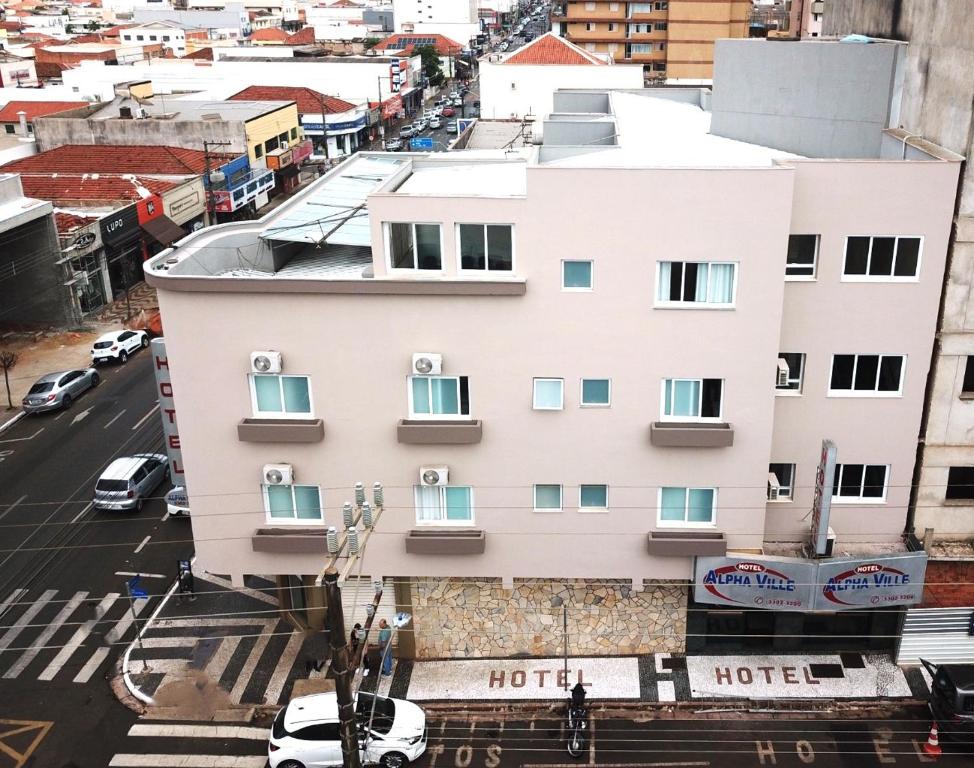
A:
[127,575,148,599]
[411,137,434,150]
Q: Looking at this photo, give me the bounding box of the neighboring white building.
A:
[119,21,197,57]
[131,4,252,40]
[480,33,643,119]
[391,0,480,47]
[0,52,37,89]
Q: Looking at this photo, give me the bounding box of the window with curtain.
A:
[662,378,722,420]
[534,484,562,511]
[659,487,715,526]
[388,222,441,270]
[458,224,514,272]
[251,374,312,416]
[533,378,564,409]
[409,376,470,418]
[414,485,473,524]
[657,261,736,306]
[831,464,888,501]
[264,484,322,522]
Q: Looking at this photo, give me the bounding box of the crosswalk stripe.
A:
[230,629,272,703]
[0,588,27,620]
[5,591,87,678]
[105,597,148,645]
[193,570,278,606]
[39,592,119,681]
[127,724,268,740]
[74,647,110,683]
[263,631,304,705]
[204,636,241,681]
[0,588,56,654]
[108,755,265,768]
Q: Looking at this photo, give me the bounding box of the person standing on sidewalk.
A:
[378,618,393,676]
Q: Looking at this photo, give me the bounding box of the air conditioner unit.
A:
[823,526,836,557]
[134,107,148,119]
[767,472,781,501]
[263,463,293,486]
[776,358,790,388]
[411,352,442,375]
[419,466,449,486]
[251,350,282,374]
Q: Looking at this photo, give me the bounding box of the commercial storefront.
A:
[301,112,368,157]
[59,222,109,316]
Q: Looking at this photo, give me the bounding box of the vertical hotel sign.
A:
[810,439,837,556]
[151,338,184,486]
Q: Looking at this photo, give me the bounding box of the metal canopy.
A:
[261,156,405,247]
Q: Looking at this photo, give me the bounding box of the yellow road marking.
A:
[0,719,53,768]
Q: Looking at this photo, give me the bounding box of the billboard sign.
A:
[817,552,927,610]
[696,555,816,611]
[151,338,184,487]
[810,439,837,555]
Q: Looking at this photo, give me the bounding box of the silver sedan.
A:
[22,368,100,414]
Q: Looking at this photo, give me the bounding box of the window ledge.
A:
[650,421,734,448]
[775,390,802,397]
[646,530,726,557]
[238,417,324,443]
[405,528,486,554]
[252,526,326,553]
[397,419,483,444]
[941,499,974,507]
[958,392,974,401]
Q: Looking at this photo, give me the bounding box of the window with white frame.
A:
[659,487,715,526]
[585,22,594,30]
[415,485,473,524]
[630,43,653,53]
[661,378,722,420]
[534,484,562,512]
[629,23,651,33]
[655,1,669,9]
[250,374,312,416]
[458,224,513,272]
[829,354,905,396]
[608,22,617,30]
[631,2,652,11]
[585,1,596,9]
[768,463,794,501]
[533,378,564,410]
[609,1,620,10]
[387,222,442,270]
[580,378,611,406]
[786,235,818,279]
[832,464,888,501]
[843,236,921,279]
[657,262,736,306]
[580,484,608,510]
[775,353,804,393]
[264,484,322,522]
[585,42,596,51]
[409,375,469,418]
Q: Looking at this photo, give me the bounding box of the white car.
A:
[91,329,149,365]
[429,116,442,129]
[165,486,190,517]
[269,692,427,768]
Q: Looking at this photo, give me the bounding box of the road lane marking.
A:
[5,591,88,678]
[263,631,305,705]
[161,511,169,521]
[104,409,127,429]
[115,571,167,579]
[0,495,27,523]
[127,724,268,740]
[0,427,43,444]
[39,592,119,681]
[109,756,266,768]
[0,589,56,653]
[70,407,93,426]
[69,502,94,525]
[131,403,160,431]
[73,647,110,683]
[104,597,148,645]
[133,535,151,554]
[0,589,27,621]
[230,629,273,703]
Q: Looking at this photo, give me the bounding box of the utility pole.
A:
[202,139,232,225]
[323,567,362,768]
[376,76,385,149]
[317,93,330,161]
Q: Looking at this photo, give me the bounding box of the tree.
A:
[0,350,17,410]
[363,37,381,50]
[416,44,445,87]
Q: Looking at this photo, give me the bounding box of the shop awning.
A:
[141,215,188,247]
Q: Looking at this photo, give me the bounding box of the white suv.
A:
[91,329,149,365]
[269,692,427,768]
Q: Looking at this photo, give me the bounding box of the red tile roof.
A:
[286,26,316,45]
[0,21,24,32]
[18,174,176,205]
[55,211,99,233]
[329,0,363,6]
[0,144,239,175]
[0,101,90,122]
[229,85,356,115]
[250,27,289,42]
[183,46,214,60]
[35,61,68,79]
[503,32,606,65]
[374,33,463,56]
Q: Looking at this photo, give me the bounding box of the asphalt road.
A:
[0,348,193,767]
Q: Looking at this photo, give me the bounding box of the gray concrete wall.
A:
[0,214,73,330]
[551,91,610,114]
[33,117,249,155]
[541,119,616,147]
[710,38,905,158]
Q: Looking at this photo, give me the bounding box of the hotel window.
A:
[661,378,722,421]
[387,223,442,270]
[829,354,905,396]
[534,484,562,512]
[963,357,974,396]
[786,235,818,279]
[580,378,611,407]
[580,484,608,511]
[945,467,974,501]
[657,261,736,306]
[250,374,312,417]
[775,353,805,394]
[264,484,322,523]
[659,487,715,526]
[533,378,564,410]
[562,260,593,290]
[458,224,514,272]
[832,464,888,501]
[408,376,469,419]
[768,464,794,501]
[843,236,921,280]
[415,485,473,524]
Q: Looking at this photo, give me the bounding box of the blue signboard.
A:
[458,119,476,135]
[302,116,367,133]
[411,137,434,150]
[128,575,149,599]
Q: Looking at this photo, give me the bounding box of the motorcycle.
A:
[566,682,588,758]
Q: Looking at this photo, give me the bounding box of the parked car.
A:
[91,329,149,365]
[386,138,403,151]
[441,106,456,118]
[414,117,429,131]
[448,91,459,100]
[93,453,169,512]
[269,692,427,768]
[446,121,459,134]
[22,369,100,414]
[165,485,190,517]
[400,124,415,138]
[923,659,974,740]
[429,116,442,129]
[452,97,463,107]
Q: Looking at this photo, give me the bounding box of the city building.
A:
[119,21,209,56]
[130,4,253,42]
[0,100,92,138]
[0,50,37,87]
[143,39,960,657]
[34,41,167,68]
[391,0,480,48]
[552,0,749,80]
[372,32,465,78]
